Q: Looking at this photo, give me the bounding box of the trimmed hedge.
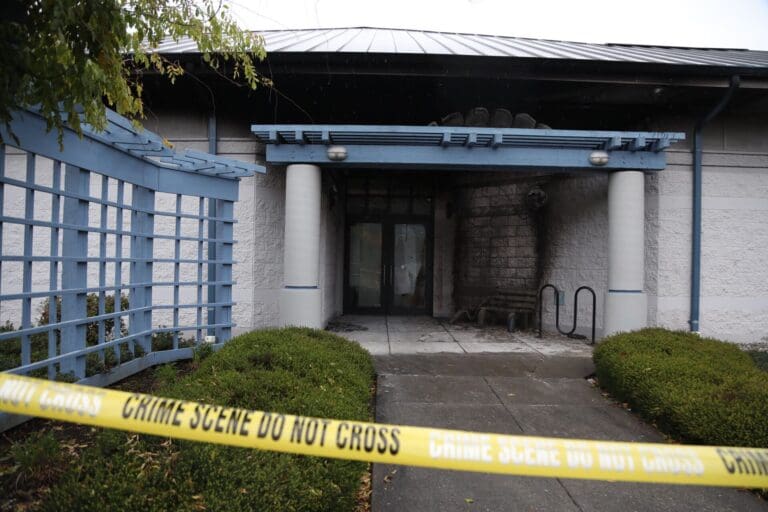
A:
[594,328,768,448]
[749,350,768,373]
[40,328,375,511]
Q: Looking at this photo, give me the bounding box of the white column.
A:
[604,170,647,336]
[280,164,323,328]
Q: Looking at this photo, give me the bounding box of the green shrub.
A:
[37,294,130,348]
[0,321,48,378]
[748,350,768,373]
[192,341,215,364]
[0,294,130,375]
[8,431,65,487]
[151,328,196,352]
[594,328,768,448]
[42,328,375,511]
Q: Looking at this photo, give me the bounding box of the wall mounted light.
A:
[327,145,348,161]
[588,150,609,166]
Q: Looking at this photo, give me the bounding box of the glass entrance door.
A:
[345,221,431,314]
[390,223,427,313]
[348,223,383,310]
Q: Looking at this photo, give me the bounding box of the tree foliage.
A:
[0,0,267,141]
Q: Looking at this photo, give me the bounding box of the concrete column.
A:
[280,164,323,328]
[604,170,647,336]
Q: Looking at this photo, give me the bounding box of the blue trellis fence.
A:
[0,107,261,431]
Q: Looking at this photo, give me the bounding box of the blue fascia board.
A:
[266,144,669,171]
[2,110,241,201]
[252,124,684,171]
[251,124,686,143]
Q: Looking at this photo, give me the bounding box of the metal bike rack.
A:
[538,284,597,344]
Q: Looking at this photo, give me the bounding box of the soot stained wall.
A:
[453,177,541,310]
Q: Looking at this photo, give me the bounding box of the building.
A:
[13,28,768,344]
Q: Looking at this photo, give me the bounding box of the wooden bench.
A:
[477,288,537,330]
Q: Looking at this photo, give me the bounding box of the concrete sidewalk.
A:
[330,317,767,512]
[371,354,766,512]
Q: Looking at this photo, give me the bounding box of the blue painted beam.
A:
[20,154,35,368]
[252,124,684,171]
[206,199,217,337]
[1,110,252,201]
[252,124,685,145]
[213,200,234,343]
[47,162,61,379]
[129,185,155,355]
[61,165,89,379]
[265,144,670,171]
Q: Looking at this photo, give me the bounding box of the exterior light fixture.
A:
[327,145,348,161]
[588,150,609,166]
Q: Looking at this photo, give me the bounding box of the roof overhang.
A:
[251,125,685,171]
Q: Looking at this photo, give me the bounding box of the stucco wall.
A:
[645,113,768,345]
[652,149,768,344]
[162,118,344,330]
[320,173,344,325]
[539,174,609,337]
[1,150,67,327]
[144,112,288,334]
[540,113,768,345]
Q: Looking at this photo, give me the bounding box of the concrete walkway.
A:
[330,315,593,357]
[330,316,768,512]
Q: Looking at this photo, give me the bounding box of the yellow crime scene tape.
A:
[1,373,767,488]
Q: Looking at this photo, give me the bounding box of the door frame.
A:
[344,214,434,316]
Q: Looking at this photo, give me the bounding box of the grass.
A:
[593,328,768,448]
[1,328,375,511]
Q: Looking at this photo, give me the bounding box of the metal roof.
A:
[155,27,768,69]
[251,124,685,171]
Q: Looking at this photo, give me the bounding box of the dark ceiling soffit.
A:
[171,52,768,89]
[251,125,685,171]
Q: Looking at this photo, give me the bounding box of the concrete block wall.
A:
[645,113,768,345]
[454,180,538,310]
[652,149,768,344]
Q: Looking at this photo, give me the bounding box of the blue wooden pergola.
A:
[250,125,685,171]
[9,108,262,200]
[0,107,262,431]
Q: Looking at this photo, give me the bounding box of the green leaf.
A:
[0,0,268,146]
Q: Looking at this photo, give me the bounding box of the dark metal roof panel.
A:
[155,27,768,69]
